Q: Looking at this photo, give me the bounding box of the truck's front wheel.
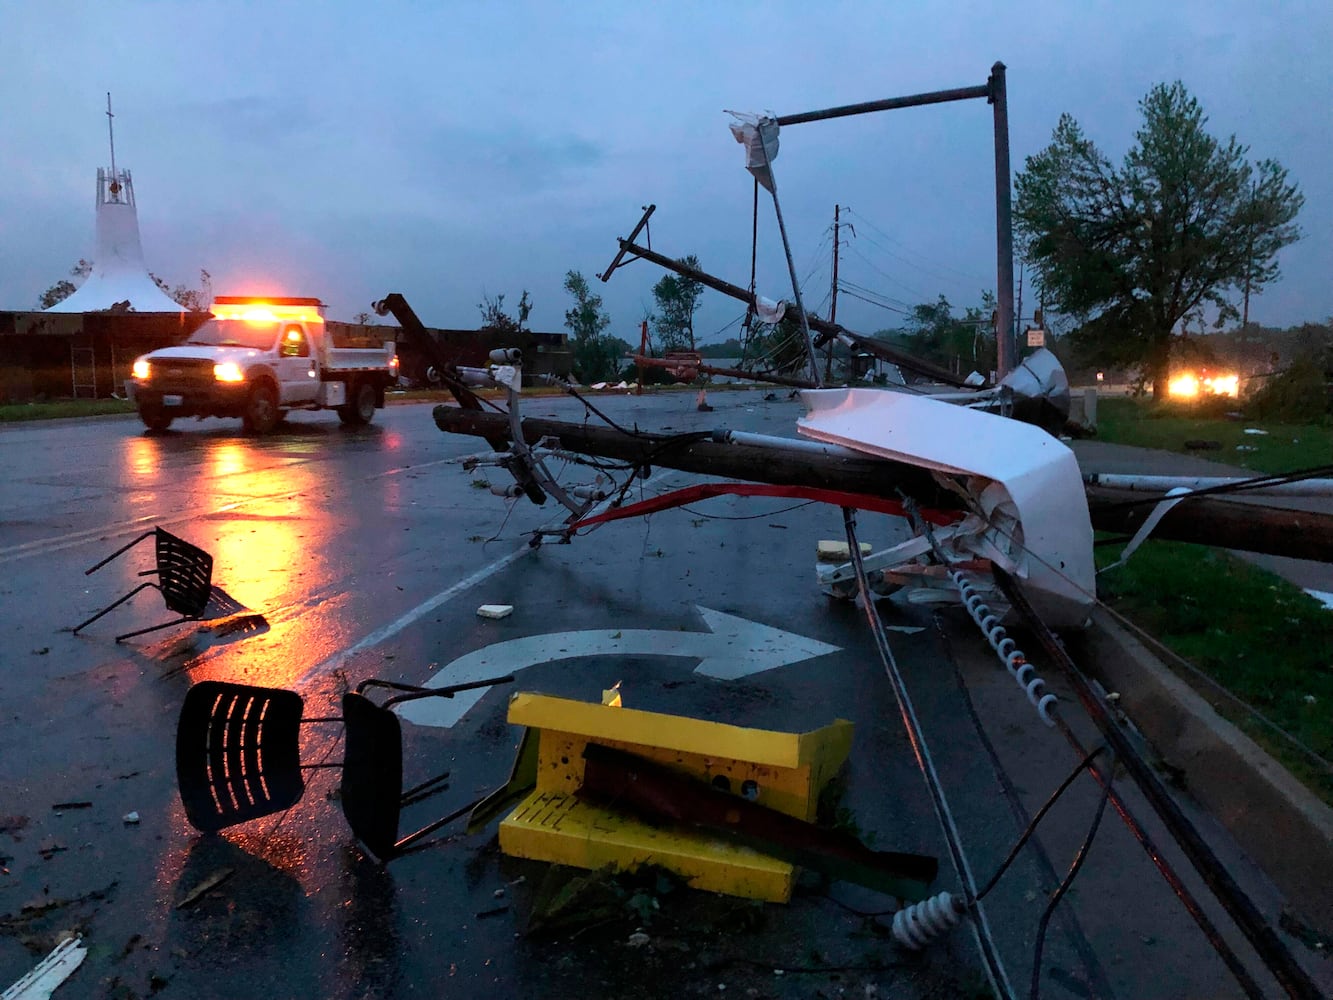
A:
[138,405,173,432]
[338,380,376,426]
[242,382,280,434]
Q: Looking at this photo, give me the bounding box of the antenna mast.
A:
[106,92,117,180]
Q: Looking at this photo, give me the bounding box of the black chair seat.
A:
[176,681,306,832]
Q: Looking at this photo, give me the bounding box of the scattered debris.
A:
[476,905,509,920]
[121,812,139,825]
[31,648,49,656]
[0,933,86,1000]
[477,604,514,620]
[49,804,91,813]
[0,816,30,837]
[1242,428,1269,435]
[175,868,234,910]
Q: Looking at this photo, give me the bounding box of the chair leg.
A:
[114,614,200,643]
[401,771,451,808]
[83,530,156,576]
[72,582,156,634]
[391,794,487,857]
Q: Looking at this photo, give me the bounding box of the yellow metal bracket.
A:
[497,691,854,902]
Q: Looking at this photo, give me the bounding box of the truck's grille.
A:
[149,359,215,392]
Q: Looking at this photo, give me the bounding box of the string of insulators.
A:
[951,569,1058,726]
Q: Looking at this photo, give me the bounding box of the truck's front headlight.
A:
[214,362,245,383]
[132,359,151,380]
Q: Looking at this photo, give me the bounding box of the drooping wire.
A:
[842,506,1016,999]
[678,500,815,521]
[982,511,1333,777]
[1029,767,1114,1000]
[974,745,1108,902]
[911,496,1273,996]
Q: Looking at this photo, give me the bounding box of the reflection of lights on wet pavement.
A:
[126,435,161,477]
[209,442,251,479]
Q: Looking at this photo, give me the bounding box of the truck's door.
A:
[276,324,319,405]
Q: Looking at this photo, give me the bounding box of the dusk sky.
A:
[3,2,1329,343]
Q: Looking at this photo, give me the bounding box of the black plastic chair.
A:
[176,675,512,861]
[73,527,214,642]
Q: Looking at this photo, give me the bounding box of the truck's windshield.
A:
[186,320,278,351]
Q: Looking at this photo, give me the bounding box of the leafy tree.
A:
[150,268,212,310]
[478,290,532,335]
[1015,81,1303,398]
[744,313,809,375]
[36,259,92,309]
[651,255,704,353]
[562,270,621,383]
[893,292,997,376]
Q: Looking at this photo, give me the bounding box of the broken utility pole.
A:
[434,404,1333,565]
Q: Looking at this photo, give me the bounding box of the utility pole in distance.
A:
[827,205,841,382]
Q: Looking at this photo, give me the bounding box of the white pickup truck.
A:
[128,296,398,433]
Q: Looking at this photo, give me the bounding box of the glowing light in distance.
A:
[1168,373,1199,399]
[1167,371,1240,399]
[132,359,151,379]
[214,362,245,383]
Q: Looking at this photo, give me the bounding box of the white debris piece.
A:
[1,935,87,1000]
[122,811,140,824]
[477,605,514,620]
[1243,428,1269,435]
[1305,589,1333,611]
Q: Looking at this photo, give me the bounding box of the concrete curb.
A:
[1085,608,1333,936]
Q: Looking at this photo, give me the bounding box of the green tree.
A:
[1015,81,1303,399]
[894,292,997,376]
[651,255,703,353]
[478,291,532,335]
[745,313,809,375]
[150,268,212,310]
[562,270,622,383]
[36,259,92,309]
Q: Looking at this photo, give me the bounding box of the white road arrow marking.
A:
[396,605,841,729]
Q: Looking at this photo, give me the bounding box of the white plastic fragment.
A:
[122,811,139,824]
[477,605,514,620]
[1,935,87,1000]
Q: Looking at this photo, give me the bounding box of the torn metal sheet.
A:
[798,387,1095,627]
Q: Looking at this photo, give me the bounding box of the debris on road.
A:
[477,604,514,619]
[175,868,234,910]
[0,933,86,1000]
[492,692,932,903]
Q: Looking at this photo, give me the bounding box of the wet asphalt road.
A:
[0,390,1316,999]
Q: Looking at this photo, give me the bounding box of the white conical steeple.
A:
[45,95,184,314]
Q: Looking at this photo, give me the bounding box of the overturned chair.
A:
[176,675,512,861]
[73,527,215,642]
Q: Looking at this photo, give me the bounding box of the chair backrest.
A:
[154,528,214,618]
[339,692,404,861]
[177,681,306,832]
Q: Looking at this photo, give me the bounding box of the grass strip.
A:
[1094,396,1333,476]
[1097,539,1333,805]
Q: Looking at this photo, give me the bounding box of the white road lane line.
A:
[294,543,533,689]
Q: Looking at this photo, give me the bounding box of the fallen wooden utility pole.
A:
[605,238,977,389]
[434,405,1333,564]
[631,354,817,390]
